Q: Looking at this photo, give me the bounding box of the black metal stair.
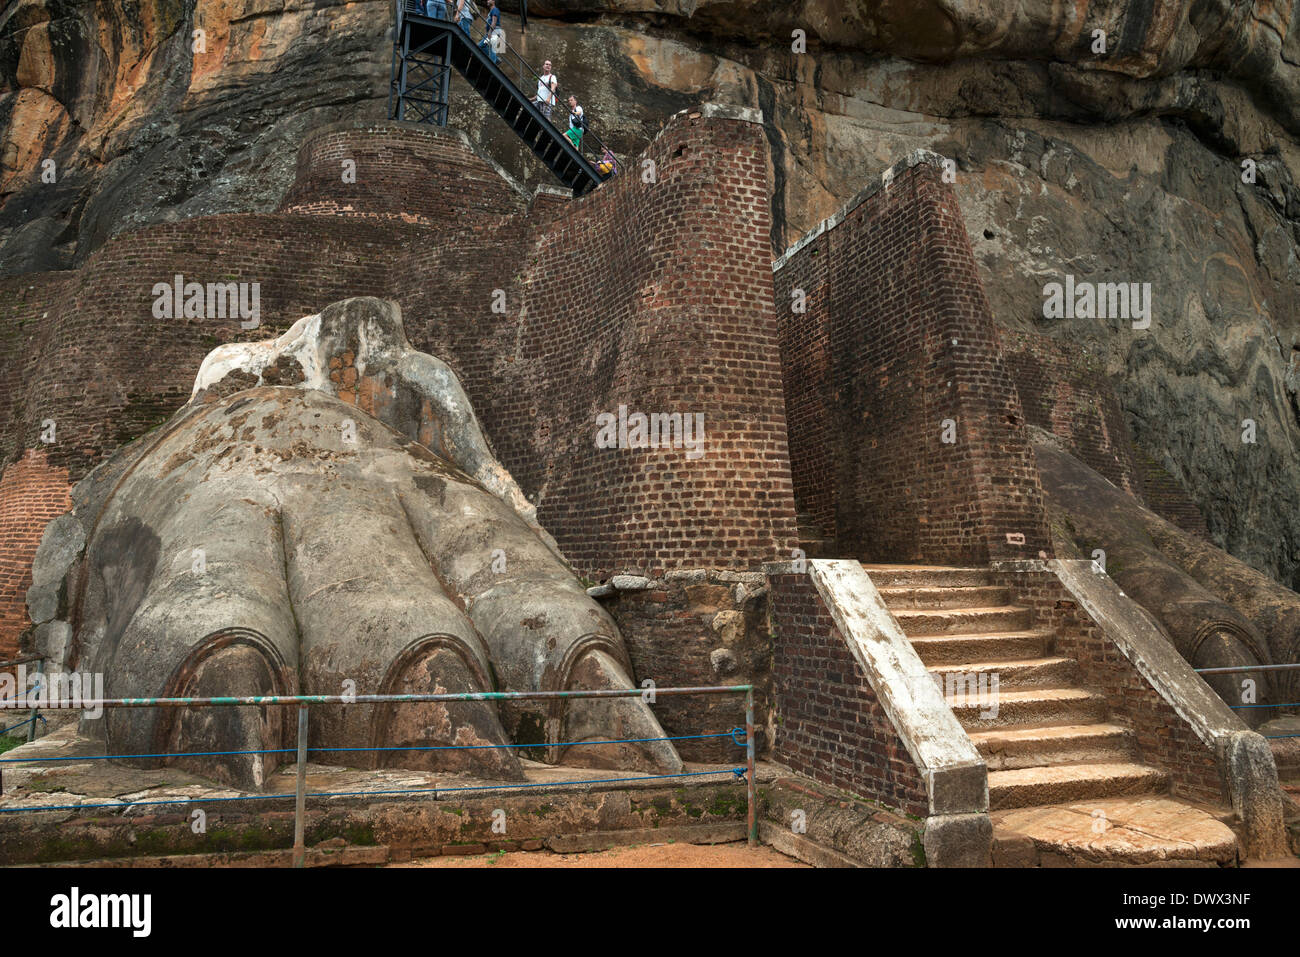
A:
[388,2,610,196]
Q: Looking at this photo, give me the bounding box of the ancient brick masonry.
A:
[594,569,770,763]
[279,121,528,224]
[1001,331,1144,497]
[988,565,1225,805]
[497,114,799,577]
[768,570,930,817]
[0,450,69,660]
[1002,330,1210,537]
[774,154,1052,566]
[0,112,800,657]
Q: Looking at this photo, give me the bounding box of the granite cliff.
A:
[3,0,1299,585]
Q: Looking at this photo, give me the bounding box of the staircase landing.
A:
[991,796,1238,866]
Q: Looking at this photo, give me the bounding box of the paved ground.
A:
[392,841,807,868]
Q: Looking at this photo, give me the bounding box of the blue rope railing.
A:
[0,729,744,764]
[0,767,746,816]
[0,683,760,864]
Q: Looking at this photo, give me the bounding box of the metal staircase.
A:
[388,1,612,196]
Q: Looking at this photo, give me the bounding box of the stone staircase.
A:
[863,564,1170,811]
[795,510,833,559]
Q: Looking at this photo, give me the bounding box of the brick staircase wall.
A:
[1001,331,1144,500]
[988,563,1225,806]
[768,567,932,817]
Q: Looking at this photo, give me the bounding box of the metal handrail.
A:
[0,656,45,743]
[1194,663,1300,675]
[406,0,618,179]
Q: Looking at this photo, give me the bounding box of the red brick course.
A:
[774,158,1052,566]
[0,450,70,659]
[279,120,528,224]
[769,570,930,817]
[989,565,1226,806]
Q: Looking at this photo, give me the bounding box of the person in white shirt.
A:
[533,60,558,120]
[565,96,585,148]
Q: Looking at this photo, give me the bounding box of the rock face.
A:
[1032,426,1300,717]
[3,0,1300,587]
[27,297,682,789]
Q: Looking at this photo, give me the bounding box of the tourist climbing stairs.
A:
[390,0,612,195]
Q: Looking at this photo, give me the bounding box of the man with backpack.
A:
[478,0,502,63]
[533,60,558,120]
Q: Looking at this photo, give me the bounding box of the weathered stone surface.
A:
[923,812,993,868]
[4,0,1300,589]
[1224,729,1289,859]
[23,511,82,624]
[609,574,651,591]
[991,796,1239,865]
[761,776,919,867]
[24,296,679,787]
[32,618,69,664]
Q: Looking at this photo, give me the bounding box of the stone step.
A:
[948,687,1107,732]
[988,762,1168,811]
[909,630,1054,665]
[893,605,1032,637]
[991,797,1239,866]
[876,584,1011,610]
[860,564,992,588]
[969,723,1135,771]
[927,656,1079,689]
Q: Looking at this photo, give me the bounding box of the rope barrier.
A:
[0,767,746,815]
[0,729,747,764]
[0,714,45,736]
[0,683,762,856]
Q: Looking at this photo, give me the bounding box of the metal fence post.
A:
[292,704,309,868]
[27,659,44,743]
[745,687,756,847]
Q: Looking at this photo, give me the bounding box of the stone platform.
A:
[991,796,1240,867]
[0,723,767,866]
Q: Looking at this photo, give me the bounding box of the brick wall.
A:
[1002,332,1209,537]
[774,155,1052,566]
[498,114,799,577]
[0,450,70,659]
[769,570,930,816]
[1002,331,1144,499]
[279,120,527,223]
[0,214,404,482]
[988,565,1226,805]
[0,113,799,655]
[595,569,770,762]
[1134,452,1210,538]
